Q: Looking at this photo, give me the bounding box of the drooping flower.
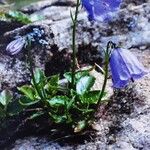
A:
[109,48,148,88]
[6,37,26,55]
[6,28,48,55]
[82,0,122,21]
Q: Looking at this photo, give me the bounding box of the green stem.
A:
[27,46,44,100]
[71,0,80,89]
[96,42,111,109]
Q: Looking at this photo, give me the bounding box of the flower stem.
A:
[96,42,112,109]
[71,0,80,89]
[26,43,44,100]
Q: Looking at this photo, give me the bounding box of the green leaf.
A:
[0,90,12,106]
[67,96,75,110]
[80,90,100,104]
[64,70,90,83]
[7,99,27,116]
[19,97,39,106]
[45,75,59,95]
[50,114,67,123]
[48,96,69,107]
[33,68,45,85]
[76,76,95,95]
[63,72,72,83]
[48,75,59,87]
[6,10,32,24]
[18,85,35,100]
[75,70,90,80]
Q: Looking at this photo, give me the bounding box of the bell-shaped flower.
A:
[109,48,148,88]
[82,0,122,21]
[6,37,26,55]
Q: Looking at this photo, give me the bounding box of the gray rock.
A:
[0,1,150,149]
[0,1,149,90]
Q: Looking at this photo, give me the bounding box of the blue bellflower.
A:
[109,48,148,88]
[82,0,122,21]
[6,28,48,55]
[6,37,26,55]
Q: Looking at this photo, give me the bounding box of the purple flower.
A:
[82,0,122,21]
[109,48,148,88]
[6,37,26,55]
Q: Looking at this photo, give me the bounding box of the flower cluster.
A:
[82,0,122,21]
[6,28,48,55]
[26,28,48,45]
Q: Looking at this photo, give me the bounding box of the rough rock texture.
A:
[0,0,150,149]
[0,0,150,89]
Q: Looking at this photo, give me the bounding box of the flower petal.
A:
[110,48,131,88]
[82,0,122,21]
[106,0,122,11]
[82,0,95,20]
[6,37,26,55]
[118,48,148,79]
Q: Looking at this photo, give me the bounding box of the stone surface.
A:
[0,0,150,89]
[0,0,150,149]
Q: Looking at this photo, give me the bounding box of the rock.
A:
[0,1,150,149]
[21,0,76,14]
[0,0,149,90]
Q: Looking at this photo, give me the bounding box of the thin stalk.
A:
[27,46,44,100]
[71,0,80,89]
[96,42,111,109]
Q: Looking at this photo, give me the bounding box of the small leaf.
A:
[33,68,45,84]
[70,9,75,22]
[45,75,59,95]
[48,96,69,107]
[64,70,90,83]
[0,90,12,106]
[48,75,59,87]
[19,97,39,106]
[50,114,67,123]
[63,72,72,83]
[67,96,75,110]
[76,76,95,95]
[80,90,100,104]
[75,70,90,80]
[6,10,32,24]
[74,120,87,133]
[18,85,35,100]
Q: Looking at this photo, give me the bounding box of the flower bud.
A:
[6,37,26,55]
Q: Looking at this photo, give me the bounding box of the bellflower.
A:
[6,37,26,55]
[6,28,48,55]
[109,48,148,88]
[82,0,122,21]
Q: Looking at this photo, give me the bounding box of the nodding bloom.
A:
[109,48,148,88]
[82,0,122,21]
[6,28,48,55]
[6,37,26,55]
